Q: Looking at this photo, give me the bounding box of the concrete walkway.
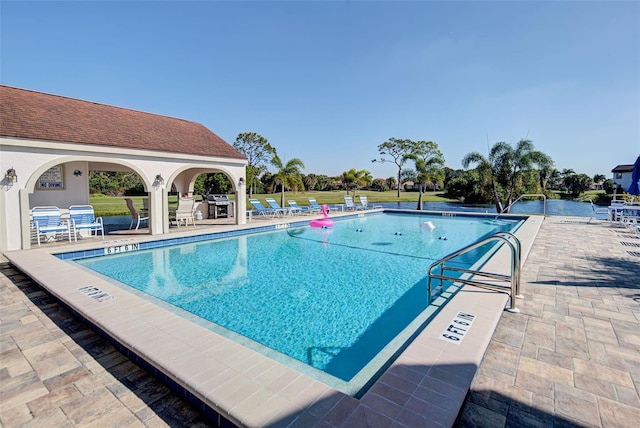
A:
[1,216,639,427]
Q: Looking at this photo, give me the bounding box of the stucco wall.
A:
[613,172,631,191]
[29,162,90,208]
[1,137,247,251]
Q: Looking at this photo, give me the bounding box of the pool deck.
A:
[1,214,639,427]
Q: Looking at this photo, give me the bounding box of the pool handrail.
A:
[497,194,546,218]
[427,231,522,313]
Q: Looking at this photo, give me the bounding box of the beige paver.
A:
[0,259,213,427]
[458,217,640,427]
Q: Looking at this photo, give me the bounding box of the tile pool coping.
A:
[3,210,543,427]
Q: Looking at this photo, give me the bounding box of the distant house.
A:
[402,181,439,191]
[403,181,417,191]
[611,164,634,191]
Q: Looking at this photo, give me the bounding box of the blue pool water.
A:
[75,212,522,393]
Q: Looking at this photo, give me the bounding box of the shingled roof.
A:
[0,85,246,160]
[612,164,634,173]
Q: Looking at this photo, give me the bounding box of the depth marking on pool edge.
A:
[78,285,115,302]
[104,242,140,255]
[440,311,476,344]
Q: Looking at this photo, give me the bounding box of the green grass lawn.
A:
[89,190,454,217]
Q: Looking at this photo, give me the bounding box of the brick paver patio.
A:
[457,218,640,427]
[0,258,215,427]
[1,216,639,427]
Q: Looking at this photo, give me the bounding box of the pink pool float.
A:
[309,204,334,228]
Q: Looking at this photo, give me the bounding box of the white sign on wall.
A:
[37,165,64,190]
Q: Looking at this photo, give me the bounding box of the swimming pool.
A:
[71,211,522,396]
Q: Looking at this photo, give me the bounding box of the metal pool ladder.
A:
[427,231,523,313]
[497,193,547,218]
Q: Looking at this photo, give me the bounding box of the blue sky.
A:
[2,1,639,180]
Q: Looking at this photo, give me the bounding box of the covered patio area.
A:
[0,85,248,251]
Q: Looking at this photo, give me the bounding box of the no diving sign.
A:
[440,311,476,344]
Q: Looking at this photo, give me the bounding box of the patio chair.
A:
[344,195,364,211]
[307,198,323,213]
[358,195,382,210]
[69,205,104,240]
[621,206,640,230]
[265,198,290,217]
[31,206,72,246]
[249,199,277,218]
[125,198,149,230]
[170,198,196,229]
[287,200,309,215]
[588,201,609,224]
[609,200,627,223]
[142,198,149,214]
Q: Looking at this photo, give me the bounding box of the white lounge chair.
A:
[344,195,364,211]
[69,205,104,240]
[358,195,382,210]
[31,206,72,246]
[170,198,196,228]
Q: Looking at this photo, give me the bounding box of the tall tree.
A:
[371,178,389,191]
[271,154,305,206]
[386,177,397,191]
[565,173,593,197]
[463,139,552,213]
[341,168,372,196]
[408,140,445,210]
[538,162,555,190]
[548,169,562,190]
[401,169,417,187]
[302,173,318,191]
[373,138,413,198]
[560,168,576,191]
[593,174,606,183]
[194,173,231,196]
[233,132,275,197]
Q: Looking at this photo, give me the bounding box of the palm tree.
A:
[549,169,562,190]
[271,154,305,206]
[341,168,372,197]
[463,139,551,213]
[560,168,576,192]
[462,150,500,211]
[386,177,397,191]
[506,140,552,206]
[408,140,445,210]
[303,173,318,191]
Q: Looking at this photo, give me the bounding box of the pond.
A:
[377,199,593,217]
[101,199,593,231]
